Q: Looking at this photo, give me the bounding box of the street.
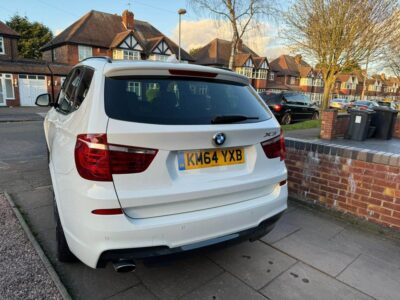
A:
[1,109,400,300]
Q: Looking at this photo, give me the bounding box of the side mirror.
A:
[35,93,52,107]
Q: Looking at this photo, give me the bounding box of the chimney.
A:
[122,10,134,30]
[236,39,243,52]
[294,54,302,64]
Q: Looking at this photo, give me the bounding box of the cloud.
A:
[171,19,289,58]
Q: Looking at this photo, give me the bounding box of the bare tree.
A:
[188,0,277,69]
[386,12,400,78]
[284,0,398,110]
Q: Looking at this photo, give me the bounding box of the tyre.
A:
[281,113,292,125]
[54,202,78,263]
[311,112,319,120]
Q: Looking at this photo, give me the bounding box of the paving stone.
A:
[261,262,373,300]
[21,204,55,233]
[106,284,157,300]
[261,218,300,244]
[181,272,267,300]
[12,188,53,210]
[137,255,223,300]
[332,227,400,268]
[337,254,400,300]
[279,208,344,238]
[208,241,297,289]
[274,229,360,276]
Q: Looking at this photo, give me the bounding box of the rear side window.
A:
[104,77,271,125]
[259,93,283,105]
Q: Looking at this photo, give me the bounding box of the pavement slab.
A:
[181,272,268,300]
[106,284,157,300]
[274,227,360,277]
[137,255,223,300]
[261,262,373,300]
[337,254,400,300]
[208,240,297,290]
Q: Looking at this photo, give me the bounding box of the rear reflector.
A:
[261,129,286,161]
[91,208,123,215]
[75,134,158,181]
[168,69,217,78]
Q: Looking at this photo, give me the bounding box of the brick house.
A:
[268,55,324,104]
[41,10,193,66]
[0,21,71,106]
[383,77,400,100]
[332,73,362,101]
[193,38,270,92]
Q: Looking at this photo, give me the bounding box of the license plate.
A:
[178,148,245,170]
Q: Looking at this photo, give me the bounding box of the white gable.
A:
[153,40,172,55]
[245,58,254,67]
[260,61,268,69]
[120,35,143,51]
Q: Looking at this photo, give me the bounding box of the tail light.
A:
[74,134,158,181]
[261,129,286,161]
[273,104,283,112]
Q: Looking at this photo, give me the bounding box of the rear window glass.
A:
[259,93,282,105]
[104,77,271,125]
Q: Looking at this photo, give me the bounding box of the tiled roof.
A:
[41,10,193,61]
[269,55,311,77]
[194,38,264,67]
[0,20,20,37]
[0,59,71,76]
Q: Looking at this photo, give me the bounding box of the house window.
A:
[113,49,141,60]
[149,54,170,62]
[0,36,4,54]
[289,76,296,85]
[127,81,141,97]
[268,72,275,81]
[235,67,253,78]
[0,74,14,99]
[252,69,267,79]
[78,45,92,61]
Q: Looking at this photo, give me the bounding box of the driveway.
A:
[1,108,400,300]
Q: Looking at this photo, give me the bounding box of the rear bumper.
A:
[97,211,284,267]
[64,183,287,268]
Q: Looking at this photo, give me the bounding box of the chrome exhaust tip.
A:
[113,260,136,273]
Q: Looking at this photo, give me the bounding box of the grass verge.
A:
[282,119,321,131]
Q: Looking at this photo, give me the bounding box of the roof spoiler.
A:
[80,56,112,63]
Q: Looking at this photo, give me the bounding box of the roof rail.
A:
[80,56,112,63]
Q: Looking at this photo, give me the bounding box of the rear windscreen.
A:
[259,93,283,105]
[104,77,271,125]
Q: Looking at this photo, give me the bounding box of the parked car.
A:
[259,92,319,125]
[35,58,288,271]
[351,100,380,111]
[329,98,351,110]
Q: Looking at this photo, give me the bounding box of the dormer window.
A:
[112,34,143,60]
[235,58,254,78]
[0,36,4,55]
[113,49,141,60]
[149,54,169,62]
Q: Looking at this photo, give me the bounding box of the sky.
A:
[0,0,289,59]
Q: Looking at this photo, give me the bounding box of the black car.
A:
[259,92,319,125]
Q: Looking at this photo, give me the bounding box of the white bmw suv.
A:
[36,57,287,271]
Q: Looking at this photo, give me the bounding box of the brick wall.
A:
[286,138,400,231]
[320,110,337,140]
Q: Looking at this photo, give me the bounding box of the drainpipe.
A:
[47,63,55,104]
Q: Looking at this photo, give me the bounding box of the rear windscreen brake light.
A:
[75,134,158,181]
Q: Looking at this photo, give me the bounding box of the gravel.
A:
[0,193,62,300]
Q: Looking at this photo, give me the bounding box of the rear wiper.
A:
[211,115,259,124]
